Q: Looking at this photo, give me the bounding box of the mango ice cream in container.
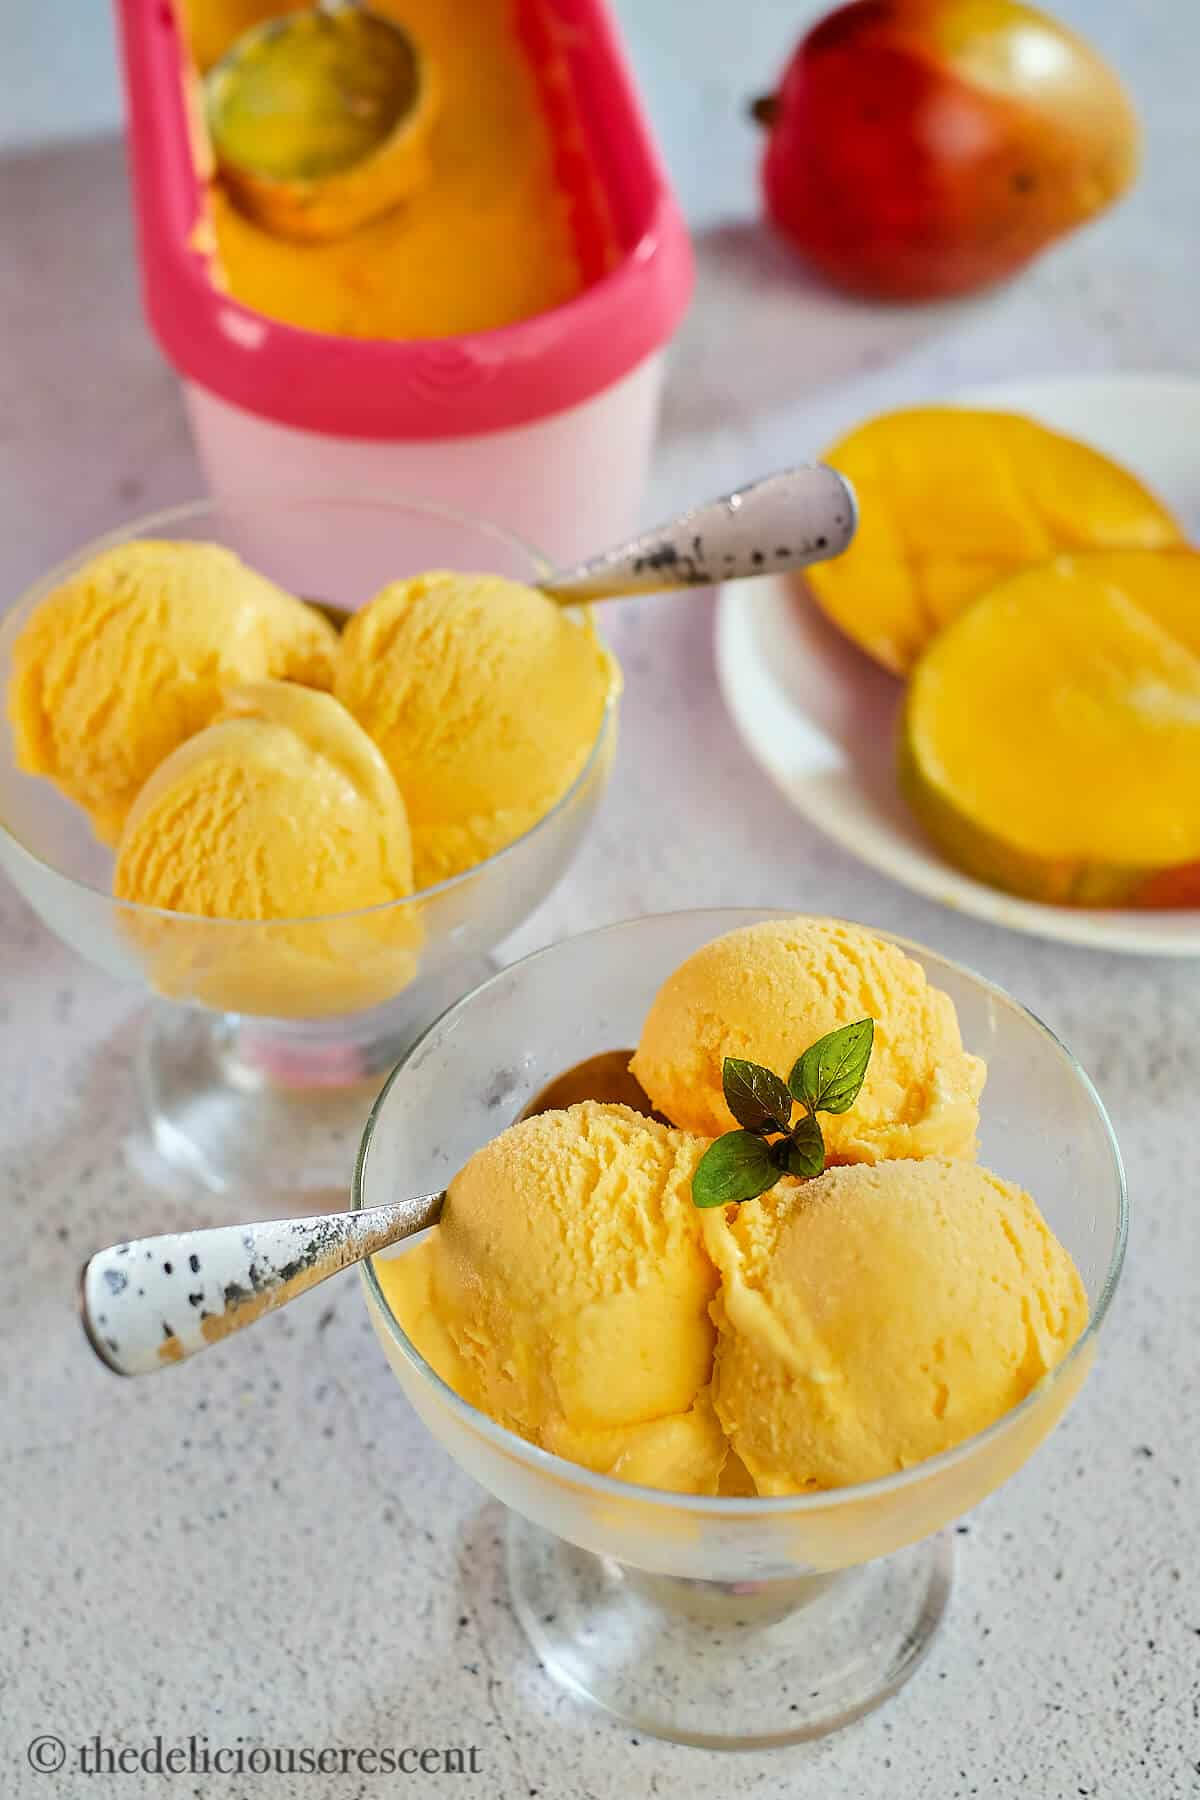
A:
[113,0,692,561]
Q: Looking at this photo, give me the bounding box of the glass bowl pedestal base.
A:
[507,1514,954,1748]
[138,955,496,1196]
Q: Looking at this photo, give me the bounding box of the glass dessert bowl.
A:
[357,909,1127,1749]
[0,497,617,1196]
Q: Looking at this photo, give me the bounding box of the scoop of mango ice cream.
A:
[376,1102,729,1494]
[113,681,421,1017]
[630,918,985,1163]
[114,679,412,916]
[701,1159,1088,1495]
[7,539,339,844]
[335,571,618,889]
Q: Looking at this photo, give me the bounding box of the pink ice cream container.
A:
[113,0,693,561]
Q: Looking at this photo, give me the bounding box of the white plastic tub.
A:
[182,354,666,563]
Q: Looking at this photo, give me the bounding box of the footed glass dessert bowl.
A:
[358,909,1126,1748]
[0,498,616,1196]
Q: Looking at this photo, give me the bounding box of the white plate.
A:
[715,374,1200,956]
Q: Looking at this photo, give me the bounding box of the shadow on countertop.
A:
[658,218,975,447]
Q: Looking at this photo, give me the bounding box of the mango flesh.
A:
[1079,549,1200,659]
[807,409,1184,674]
[900,553,1200,908]
[761,0,1139,301]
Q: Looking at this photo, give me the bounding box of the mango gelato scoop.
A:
[377,1102,729,1495]
[701,1159,1088,1494]
[335,571,618,888]
[7,539,338,844]
[630,918,986,1163]
[113,680,420,1017]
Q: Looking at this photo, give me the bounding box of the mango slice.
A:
[808,409,1183,674]
[1076,548,1200,658]
[899,553,1200,908]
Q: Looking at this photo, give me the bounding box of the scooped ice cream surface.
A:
[7,539,338,843]
[701,1158,1088,1494]
[376,1102,727,1494]
[335,571,617,888]
[111,681,420,1018]
[113,680,413,919]
[630,917,986,1163]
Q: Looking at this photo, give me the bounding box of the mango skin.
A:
[806,409,1184,676]
[760,0,1139,301]
[899,729,1200,910]
[899,553,1200,911]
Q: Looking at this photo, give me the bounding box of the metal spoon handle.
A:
[80,1192,444,1377]
[541,465,857,603]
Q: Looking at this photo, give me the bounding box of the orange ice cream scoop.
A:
[376,1102,728,1494]
[701,1158,1088,1494]
[630,918,985,1163]
[7,539,338,844]
[335,570,617,889]
[114,679,413,919]
[112,681,419,1018]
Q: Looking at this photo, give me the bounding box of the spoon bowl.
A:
[206,3,439,241]
[516,1048,652,1120]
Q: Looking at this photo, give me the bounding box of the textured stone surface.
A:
[1,2,1199,1794]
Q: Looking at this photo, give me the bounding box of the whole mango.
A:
[755,0,1139,300]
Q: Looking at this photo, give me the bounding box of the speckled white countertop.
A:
[1,2,1199,1795]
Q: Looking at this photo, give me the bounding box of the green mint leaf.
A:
[788,1018,875,1116]
[722,1057,793,1136]
[692,1131,779,1209]
[783,1112,825,1178]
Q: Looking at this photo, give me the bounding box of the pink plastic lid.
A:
[113,0,693,441]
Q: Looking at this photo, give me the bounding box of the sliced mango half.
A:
[900,551,1200,908]
[808,408,1183,675]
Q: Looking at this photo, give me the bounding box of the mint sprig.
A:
[721,1057,792,1135]
[789,1016,875,1116]
[777,1108,826,1179]
[691,1019,874,1210]
[689,1130,778,1208]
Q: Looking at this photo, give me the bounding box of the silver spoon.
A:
[80,1192,444,1378]
[308,466,856,630]
[80,1050,650,1377]
[538,466,856,603]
